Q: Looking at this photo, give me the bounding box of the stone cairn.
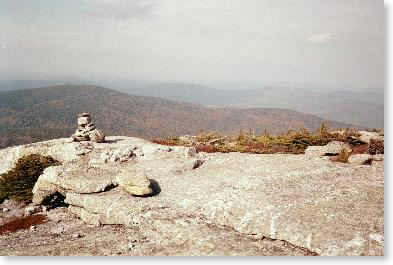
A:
[70,113,105,143]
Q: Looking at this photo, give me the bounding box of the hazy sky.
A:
[0,0,384,90]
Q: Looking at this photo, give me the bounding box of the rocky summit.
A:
[0,136,384,256]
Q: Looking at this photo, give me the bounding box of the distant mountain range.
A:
[0,80,383,128]
[0,79,91,91]
[0,85,355,149]
[116,82,384,129]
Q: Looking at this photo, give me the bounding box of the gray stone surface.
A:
[0,136,384,256]
[348,154,373,166]
[373,154,384,161]
[305,141,352,156]
[115,168,153,196]
[358,131,384,144]
[0,206,317,256]
[25,205,46,216]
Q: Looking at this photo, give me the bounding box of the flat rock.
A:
[358,131,384,144]
[33,166,117,197]
[305,141,351,156]
[78,113,90,118]
[77,116,91,126]
[0,136,384,256]
[348,154,373,166]
[0,140,96,175]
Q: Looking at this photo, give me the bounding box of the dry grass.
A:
[332,149,350,163]
[0,214,47,235]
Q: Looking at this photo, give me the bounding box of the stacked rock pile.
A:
[70,113,105,143]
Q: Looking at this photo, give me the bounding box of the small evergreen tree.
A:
[0,154,60,203]
[318,122,330,137]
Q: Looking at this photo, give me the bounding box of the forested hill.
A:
[119,82,383,129]
[0,85,357,148]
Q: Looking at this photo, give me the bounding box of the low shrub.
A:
[0,154,60,204]
[351,144,369,154]
[151,123,378,155]
[317,121,330,137]
[368,139,384,155]
[333,149,350,163]
[197,131,224,143]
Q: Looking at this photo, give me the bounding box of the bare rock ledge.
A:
[0,136,384,256]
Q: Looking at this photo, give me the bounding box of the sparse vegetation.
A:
[351,144,369,154]
[368,139,384,155]
[0,154,60,204]
[195,144,219,153]
[333,149,350,163]
[152,123,363,154]
[153,123,384,157]
[0,214,47,235]
[151,139,178,146]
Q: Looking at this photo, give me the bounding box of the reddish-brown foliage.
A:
[270,144,301,154]
[368,139,384,155]
[0,214,47,235]
[247,143,267,151]
[151,139,178,146]
[195,144,219,153]
[246,143,303,154]
[351,144,369,154]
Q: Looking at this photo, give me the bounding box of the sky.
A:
[0,0,384,90]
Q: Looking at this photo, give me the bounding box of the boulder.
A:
[348,154,373,166]
[358,131,384,144]
[89,129,105,143]
[323,141,352,155]
[305,141,351,156]
[32,166,68,205]
[115,168,153,196]
[32,190,57,206]
[25,205,46,216]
